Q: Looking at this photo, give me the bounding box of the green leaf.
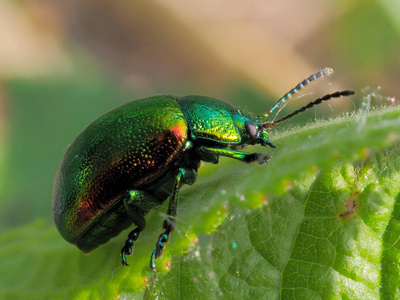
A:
[1,106,400,299]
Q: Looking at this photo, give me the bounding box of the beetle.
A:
[52,68,355,271]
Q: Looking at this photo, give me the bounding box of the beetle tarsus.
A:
[121,248,130,267]
[257,154,271,165]
[263,141,276,148]
[150,250,157,271]
[120,227,141,267]
[149,229,171,272]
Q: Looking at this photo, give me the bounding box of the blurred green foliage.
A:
[0,76,134,231]
[0,0,400,299]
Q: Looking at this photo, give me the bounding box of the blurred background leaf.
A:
[0,0,399,299]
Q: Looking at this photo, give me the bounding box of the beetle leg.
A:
[150,168,184,271]
[121,228,142,267]
[197,146,271,164]
[120,191,149,267]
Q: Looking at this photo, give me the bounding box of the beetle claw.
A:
[120,227,141,267]
[120,242,133,267]
[257,154,271,165]
[150,250,157,272]
[148,230,171,271]
[121,247,130,267]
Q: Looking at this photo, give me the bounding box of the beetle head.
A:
[240,88,354,149]
[244,120,276,148]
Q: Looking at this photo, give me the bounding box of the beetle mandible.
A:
[52,68,355,271]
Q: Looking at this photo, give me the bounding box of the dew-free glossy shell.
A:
[53,95,188,245]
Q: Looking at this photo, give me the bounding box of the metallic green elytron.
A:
[52,68,354,271]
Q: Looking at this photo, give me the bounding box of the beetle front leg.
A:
[197,146,271,164]
[150,168,185,271]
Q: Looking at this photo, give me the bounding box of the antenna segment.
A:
[262,90,355,128]
[259,67,334,119]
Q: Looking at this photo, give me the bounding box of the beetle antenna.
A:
[259,68,334,119]
[262,90,355,128]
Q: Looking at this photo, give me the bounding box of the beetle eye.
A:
[245,121,257,139]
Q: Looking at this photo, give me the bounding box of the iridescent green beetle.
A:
[53,68,354,271]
